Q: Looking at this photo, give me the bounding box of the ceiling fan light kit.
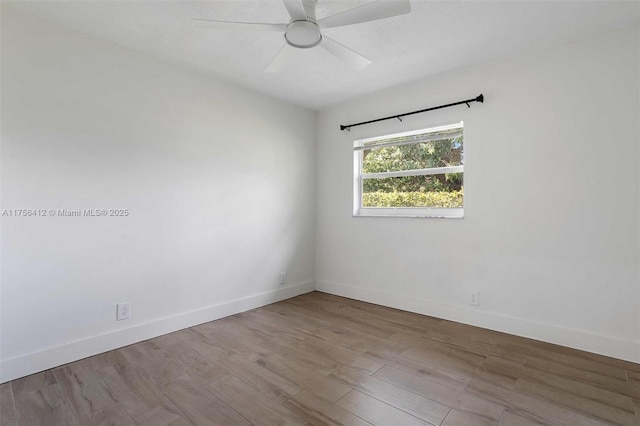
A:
[194,0,411,71]
[285,20,322,48]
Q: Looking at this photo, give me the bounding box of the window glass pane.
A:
[355,123,464,215]
[362,176,463,208]
[362,135,463,174]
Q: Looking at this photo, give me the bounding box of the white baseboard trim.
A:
[0,281,315,383]
[316,280,640,364]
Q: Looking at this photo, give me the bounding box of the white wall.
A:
[0,7,316,382]
[316,26,640,363]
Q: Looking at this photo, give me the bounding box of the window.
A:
[353,122,464,218]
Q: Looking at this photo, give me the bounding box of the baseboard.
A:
[316,280,640,364]
[0,281,315,383]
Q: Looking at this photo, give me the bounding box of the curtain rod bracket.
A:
[339,93,485,131]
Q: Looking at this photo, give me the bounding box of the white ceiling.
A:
[6,0,640,110]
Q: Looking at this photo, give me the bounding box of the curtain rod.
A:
[340,93,484,131]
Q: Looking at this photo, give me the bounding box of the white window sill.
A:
[353,207,464,219]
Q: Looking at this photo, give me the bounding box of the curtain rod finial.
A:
[476,93,484,103]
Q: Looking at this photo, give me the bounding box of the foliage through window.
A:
[353,122,464,218]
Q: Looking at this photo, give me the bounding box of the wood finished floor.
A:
[1,291,639,426]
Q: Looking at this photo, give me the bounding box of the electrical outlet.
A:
[116,302,130,320]
[470,291,479,306]
[279,271,286,285]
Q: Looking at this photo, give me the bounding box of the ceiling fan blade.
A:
[264,44,298,73]
[282,0,308,20]
[320,36,371,70]
[194,19,286,32]
[318,0,411,29]
[301,0,317,20]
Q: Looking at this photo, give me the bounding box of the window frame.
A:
[353,122,464,219]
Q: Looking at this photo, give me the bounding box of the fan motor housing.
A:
[285,20,322,48]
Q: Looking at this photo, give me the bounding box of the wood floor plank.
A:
[181,344,302,404]
[292,334,368,372]
[524,356,640,399]
[441,409,498,426]
[93,353,172,417]
[206,375,306,426]
[466,378,608,426]
[347,356,385,376]
[482,356,635,412]
[256,353,352,403]
[471,361,520,391]
[119,342,187,386]
[0,383,18,426]
[160,342,230,386]
[373,365,504,422]
[330,365,450,425]
[260,335,340,375]
[633,398,640,423]
[301,292,421,328]
[12,383,79,426]
[149,330,199,349]
[424,328,523,362]
[192,321,271,361]
[306,324,408,357]
[285,297,429,336]
[498,339,640,375]
[52,361,117,417]
[515,378,637,426]
[402,337,487,370]
[202,316,272,346]
[159,375,250,426]
[437,321,531,347]
[331,311,431,339]
[132,404,194,426]
[281,298,424,338]
[179,329,232,361]
[267,301,394,339]
[335,390,434,426]
[234,309,312,341]
[81,349,132,371]
[10,370,57,397]
[498,411,546,426]
[386,330,433,347]
[220,353,303,402]
[400,346,482,382]
[263,301,342,333]
[372,364,461,406]
[509,346,630,381]
[456,391,508,425]
[361,350,471,391]
[79,403,135,426]
[283,390,373,426]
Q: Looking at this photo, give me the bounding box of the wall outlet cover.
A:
[470,291,479,306]
[116,302,131,320]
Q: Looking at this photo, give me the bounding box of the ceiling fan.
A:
[194,0,411,72]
